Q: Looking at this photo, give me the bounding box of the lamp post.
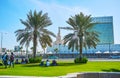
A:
[0,32,7,52]
[0,32,3,52]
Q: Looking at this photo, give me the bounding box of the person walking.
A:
[9,52,14,68]
[2,52,9,68]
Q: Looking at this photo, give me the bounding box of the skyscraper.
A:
[92,16,114,44]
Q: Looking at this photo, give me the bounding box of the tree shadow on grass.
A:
[0,65,8,69]
[0,67,6,69]
[57,62,86,66]
[21,62,86,67]
[22,64,40,67]
[102,68,120,72]
[0,63,5,69]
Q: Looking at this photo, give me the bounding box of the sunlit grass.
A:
[0,61,120,76]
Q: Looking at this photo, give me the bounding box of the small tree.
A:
[54,48,58,54]
[7,49,10,52]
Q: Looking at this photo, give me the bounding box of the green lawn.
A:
[0,61,120,76]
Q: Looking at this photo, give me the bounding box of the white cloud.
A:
[30,0,91,17]
[29,0,91,37]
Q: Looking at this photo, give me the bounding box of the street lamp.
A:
[0,32,7,52]
[0,32,3,52]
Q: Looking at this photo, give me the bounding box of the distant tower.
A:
[53,27,64,45]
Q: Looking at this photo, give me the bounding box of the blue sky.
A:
[0,0,120,50]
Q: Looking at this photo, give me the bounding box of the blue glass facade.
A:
[92,16,114,44]
[47,44,120,54]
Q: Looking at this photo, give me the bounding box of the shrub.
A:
[0,63,3,66]
[74,56,88,63]
[29,56,42,63]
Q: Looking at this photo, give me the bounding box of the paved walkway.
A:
[88,58,120,61]
[50,58,120,62]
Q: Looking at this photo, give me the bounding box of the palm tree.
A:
[15,10,56,58]
[63,12,100,58]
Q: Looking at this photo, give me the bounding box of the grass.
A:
[0,61,120,76]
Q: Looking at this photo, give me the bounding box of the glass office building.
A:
[92,16,114,44]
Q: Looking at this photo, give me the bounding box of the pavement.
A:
[51,58,120,62]
[88,58,120,61]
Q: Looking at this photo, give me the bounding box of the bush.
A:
[0,63,3,66]
[29,56,42,63]
[74,56,88,63]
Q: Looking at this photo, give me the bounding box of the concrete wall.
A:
[77,72,120,78]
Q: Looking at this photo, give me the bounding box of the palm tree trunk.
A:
[43,48,45,58]
[79,37,83,58]
[26,45,28,59]
[80,41,82,56]
[33,31,37,58]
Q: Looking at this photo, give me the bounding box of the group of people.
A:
[40,59,57,67]
[2,52,14,68]
[14,58,28,64]
[21,58,28,64]
[2,52,58,68]
[1,52,29,68]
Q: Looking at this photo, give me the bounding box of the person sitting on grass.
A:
[51,60,57,66]
[15,59,20,64]
[39,61,44,66]
[21,58,26,64]
[25,58,28,64]
[46,59,50,67]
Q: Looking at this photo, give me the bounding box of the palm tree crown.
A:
[15,10,56,58]
[63,12,100,56]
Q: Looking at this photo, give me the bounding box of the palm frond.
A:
[15,10,55,58]
[64,12,100,55]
